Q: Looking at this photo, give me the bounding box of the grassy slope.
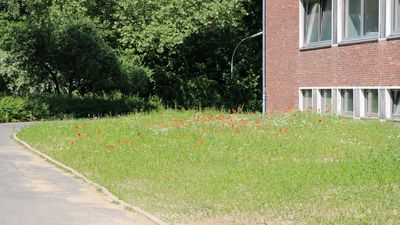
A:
[17,110,400,224]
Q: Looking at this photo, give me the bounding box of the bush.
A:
[119,54,154,98]
[0,95,48,122]
[0,94,161,122]
[38,94,160,118]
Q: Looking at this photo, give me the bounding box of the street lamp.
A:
[230,31,263,75]
[230,31,265,114]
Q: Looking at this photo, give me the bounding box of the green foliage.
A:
[0,0,263,113]
[0,95,48,122]
[116,0,246,54]
[2,15,123,95]
[37,94,159,118]
[52,18,122,95]
[0,94,161,122]
[115,0,262,111]
[119,54,154,98]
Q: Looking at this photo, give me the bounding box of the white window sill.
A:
[387,33,400,41]
[362,113,379,119]
[392,115,400,121]
[300,41,332,51]
[338,36,379,46]
[340,112,354,117]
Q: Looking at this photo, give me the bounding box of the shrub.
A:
[0,94,161,122]
[119,54,154,98]
[0,95,48,122]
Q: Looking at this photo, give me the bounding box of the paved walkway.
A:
[0,123,156,225]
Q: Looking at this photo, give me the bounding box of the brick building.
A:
[265,0,400,120]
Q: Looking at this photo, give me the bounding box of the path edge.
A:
[12,133,168,225]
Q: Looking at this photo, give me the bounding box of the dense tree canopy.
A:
[0,0,262,111]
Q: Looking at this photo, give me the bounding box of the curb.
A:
[13,133,168,225]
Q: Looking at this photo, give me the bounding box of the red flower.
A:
[71,141,75,145]
[137,131,141,136]
[200,139,205,145]
[77,133,81,136]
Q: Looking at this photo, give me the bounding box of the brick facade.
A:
[265,1,400,112]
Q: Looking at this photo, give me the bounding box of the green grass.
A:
[17,110,400,224]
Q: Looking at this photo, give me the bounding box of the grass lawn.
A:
[17,110,400,224]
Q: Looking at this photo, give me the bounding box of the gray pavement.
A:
[0,123,156,225]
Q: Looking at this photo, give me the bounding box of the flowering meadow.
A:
[17,110,400,224]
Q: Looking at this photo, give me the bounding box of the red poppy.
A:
[71,141,75,145]
[137,131,141,136]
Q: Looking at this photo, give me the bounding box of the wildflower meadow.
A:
[17,110,400,224]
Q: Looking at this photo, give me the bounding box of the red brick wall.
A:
[265,1,400,111]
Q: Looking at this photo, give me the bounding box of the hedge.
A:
[0,94,161,123]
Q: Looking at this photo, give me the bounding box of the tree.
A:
[52,18,122,95]
[115,0,262,110]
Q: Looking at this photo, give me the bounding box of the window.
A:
[341,89,354,114]
[321,89,332,113]
[364,89,379,116]
[302,89,313,110]
[304,0,332,45]
[344,0,379,39]
[391,90,400,117]
[393,0,400,33]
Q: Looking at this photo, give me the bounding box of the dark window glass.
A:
[304,0,332,44]
[394,0,400,32]
[365,89,379,115]
[303,90,313,110]
[392,90,400,115]
[345,0,379,39]
[364,0,379,35]
[321,89,332,113]
[346,0,362,38]
[342,90,354,114]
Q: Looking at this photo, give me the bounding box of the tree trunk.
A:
[44,63,61,94]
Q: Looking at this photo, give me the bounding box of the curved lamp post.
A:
[230,31,263,75]
[230,0,266,115]
[230,31,265,114]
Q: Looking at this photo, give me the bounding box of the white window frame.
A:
[298,86,400,120]
[362,89,380,118]
[319,89,333,114]
[300,0,334,49]
[340,0,381,42]
[340,88,355,116]
[386,0,400,37]
[300,89,314,111]
[389,89,400,119]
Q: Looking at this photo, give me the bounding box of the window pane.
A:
[393,90,400,115]
[303,90,313,110]
[322,89,332,113]
[343,90,354,113]
[346,0,362,38]
[366,90,378,114]
[321,0,332,41]
[305,1,320,44]
[395,0,400,32]
[364,0,379,35]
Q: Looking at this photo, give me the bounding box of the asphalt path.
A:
[0,122,156,225]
